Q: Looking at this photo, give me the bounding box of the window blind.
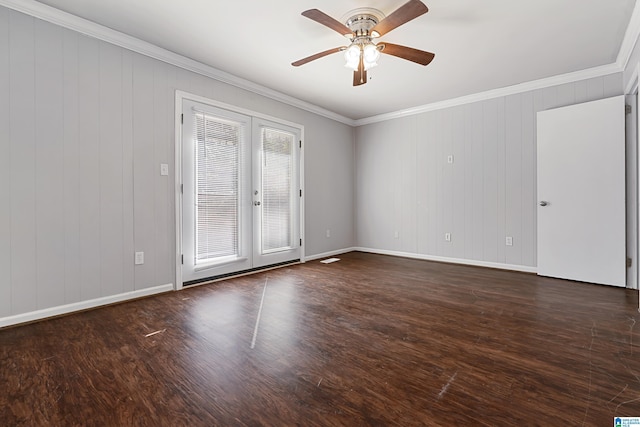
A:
[194,111,242,263]
[261,127,294,252]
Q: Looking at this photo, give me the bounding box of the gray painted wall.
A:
[355,74,623,269]
[0,7,355,319]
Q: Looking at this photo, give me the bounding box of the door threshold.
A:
[182,259,301,288]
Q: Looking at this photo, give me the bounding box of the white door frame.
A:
[625,64,639,292]
[174,91,305,290]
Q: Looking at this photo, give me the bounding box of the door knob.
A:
[254,201,261,206]
[539,201,549,207]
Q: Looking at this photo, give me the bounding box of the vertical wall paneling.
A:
[482,99,499,263]
[121,50,135,293]
[522,91,538,267]
[383,122,398,248]
[78,36,101,301]
[415,115,428,255]
[471,102,484,261]
[35,20,65,309]
[433,110,443,256]
[154,62,171,285]
[390,121,401,251]
[462,104,474,260]
[99,42,124,297]
[504,94,523,265]
[441,109,454,258]
[9,12,37,314]
[496,99,506,264]
[399,117,417,254]
[427,112,438,255]
[62,28,81,304]
[0,7,10,317]
[451,105,466,260]
[415,112,436,255]
[435,109,444,255]
[133,55,157,290]
[499,93,522,265]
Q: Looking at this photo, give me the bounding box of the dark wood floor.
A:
[1,252,639,426]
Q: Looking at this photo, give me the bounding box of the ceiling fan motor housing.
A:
[343,8,385,38]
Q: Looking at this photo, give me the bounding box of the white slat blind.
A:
[194,111,242,263]
[261,127,294,252]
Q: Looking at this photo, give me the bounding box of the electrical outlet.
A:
[135,251,144,265]
[505,236,513,246]
[445,232,451,242]
[326,229,331,238]
[447,155,454,164]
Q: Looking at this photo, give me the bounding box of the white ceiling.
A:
[30,0,638,120]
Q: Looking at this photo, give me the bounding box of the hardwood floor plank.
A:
[1,252,639,425]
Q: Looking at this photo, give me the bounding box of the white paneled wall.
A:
[356,74,622,269]
[0,7,355,322]
[0,6,9,316]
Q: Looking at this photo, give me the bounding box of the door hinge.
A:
[300,238,302,246]
[299,140,302,148]
[626,104,632,115]
[180,184,183,193]
[181,254,184,265]
[627,257,632,268]
[181,113,184,124]
[299,189,302,197]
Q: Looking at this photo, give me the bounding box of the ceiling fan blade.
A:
[379,42,435,66]
[302,9,354,37]
[292,47,344,67]
[353,56,367,86]
[371,0,429,37]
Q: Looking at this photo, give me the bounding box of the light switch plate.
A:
[160,164,169,176]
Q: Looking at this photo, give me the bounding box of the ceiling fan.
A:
[292,0,435,87]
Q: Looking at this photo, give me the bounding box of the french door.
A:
[181,99,301,283]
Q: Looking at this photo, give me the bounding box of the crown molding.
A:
[617,0,640,70]
[354,63,622,126]
[0,0,356,126]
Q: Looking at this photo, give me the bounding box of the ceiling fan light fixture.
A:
[294,1,434,86]
[363,43,380,70]
[344,44,361,70]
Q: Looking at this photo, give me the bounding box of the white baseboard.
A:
[304,247,358,262]
[0,284,174,328]
[353,247,538,274]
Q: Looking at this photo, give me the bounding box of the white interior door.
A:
[537,95,625,287]
[181,99,301,284]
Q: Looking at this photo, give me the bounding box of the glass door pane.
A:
[182,100,251,283]
[261,127,294,253]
